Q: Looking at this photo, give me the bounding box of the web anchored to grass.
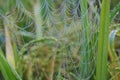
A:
[0,0,120,80]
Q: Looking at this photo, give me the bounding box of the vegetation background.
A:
[0,0,120,80]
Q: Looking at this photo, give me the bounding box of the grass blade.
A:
[0,49,21,80]
[96,0,110,80]
[109,30,118,61]
[108,29,120,80]
[4,21,15,67]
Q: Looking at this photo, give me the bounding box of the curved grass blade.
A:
[0,49,21,80]
[108,29,120,80]
[109,30,119,61]
[19,37,58,55]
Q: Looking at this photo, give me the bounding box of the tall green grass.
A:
[79,0,99,79]
[80,0,89,79]
[96,0,110,80]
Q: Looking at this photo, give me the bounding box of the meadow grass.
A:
[0,0,120,80]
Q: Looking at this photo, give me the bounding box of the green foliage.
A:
[110,2,120,23]
[79,0,91,79]
[0,49,21,80]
